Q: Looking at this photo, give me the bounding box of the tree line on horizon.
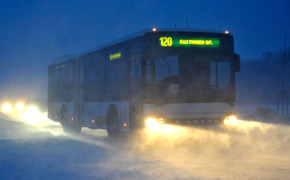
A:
[236,48,290,105]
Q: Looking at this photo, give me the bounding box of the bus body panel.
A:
[143,103,235,124]
[48,30,240,133]
[84,101,130,131]
[49,102,74,122]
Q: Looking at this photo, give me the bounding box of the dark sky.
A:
[0,0,289,99]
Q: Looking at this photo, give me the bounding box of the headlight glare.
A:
[224,115,238,125]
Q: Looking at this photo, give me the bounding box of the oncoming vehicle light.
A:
[223,115,238,125]
[23,106,40,125]
[2,103,12,113]
[16,102,25,112]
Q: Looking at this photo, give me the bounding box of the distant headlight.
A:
[23,105,40,125]
[223,115,238,125]
[16,102,25,112]
[2,103,12,113]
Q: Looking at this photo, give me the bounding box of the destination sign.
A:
[159,37,220,48]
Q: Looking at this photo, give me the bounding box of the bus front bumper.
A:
[145,115,238,129]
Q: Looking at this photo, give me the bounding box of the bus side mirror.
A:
[234,54,240,72]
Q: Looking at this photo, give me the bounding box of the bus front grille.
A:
[166,118,223,125]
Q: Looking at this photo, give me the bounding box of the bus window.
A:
[130,43,142,78]
[210,61,217,90]
[84,53,106,100]
[146,60,153,83]
[106,49,129,98]
[130,43,142,99]
[155,55,179,83]
[218,62,231,89]
[210,61,231,90]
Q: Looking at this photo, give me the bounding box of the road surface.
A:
[0,111,289,180]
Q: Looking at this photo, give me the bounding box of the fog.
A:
[0,47,289,179]
[121,119,290,179]
[0,1,289,179]
[1,108,289,180]
[236,49,290,105]
[84,117,290,179]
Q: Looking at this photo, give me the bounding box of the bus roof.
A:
[50,28,230,65]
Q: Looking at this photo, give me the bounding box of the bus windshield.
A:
[144,52,233,103]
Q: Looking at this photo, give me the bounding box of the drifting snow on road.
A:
[0,111,290,180]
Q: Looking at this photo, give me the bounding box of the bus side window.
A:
[146,60,153,83]
[130,43,142,96]
[218,62,231,89]
[130,43,141,78]
[52,62,73,101]
[84,53,105,100]
[210,61,217,90]
[106,48,129,98]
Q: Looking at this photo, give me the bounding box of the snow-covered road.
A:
[0,112,290,180]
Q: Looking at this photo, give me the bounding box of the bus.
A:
[48,29,240,137]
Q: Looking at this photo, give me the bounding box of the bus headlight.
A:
[145,117,165,130]
[145,116,179,135]
[223,115,238,125]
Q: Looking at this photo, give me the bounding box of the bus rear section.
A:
[48,57,84,133]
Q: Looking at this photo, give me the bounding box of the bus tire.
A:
[60,106,82,134]
[106,104,120,138]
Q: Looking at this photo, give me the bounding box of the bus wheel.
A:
[106,104,120,138]
[60,107,81,134]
